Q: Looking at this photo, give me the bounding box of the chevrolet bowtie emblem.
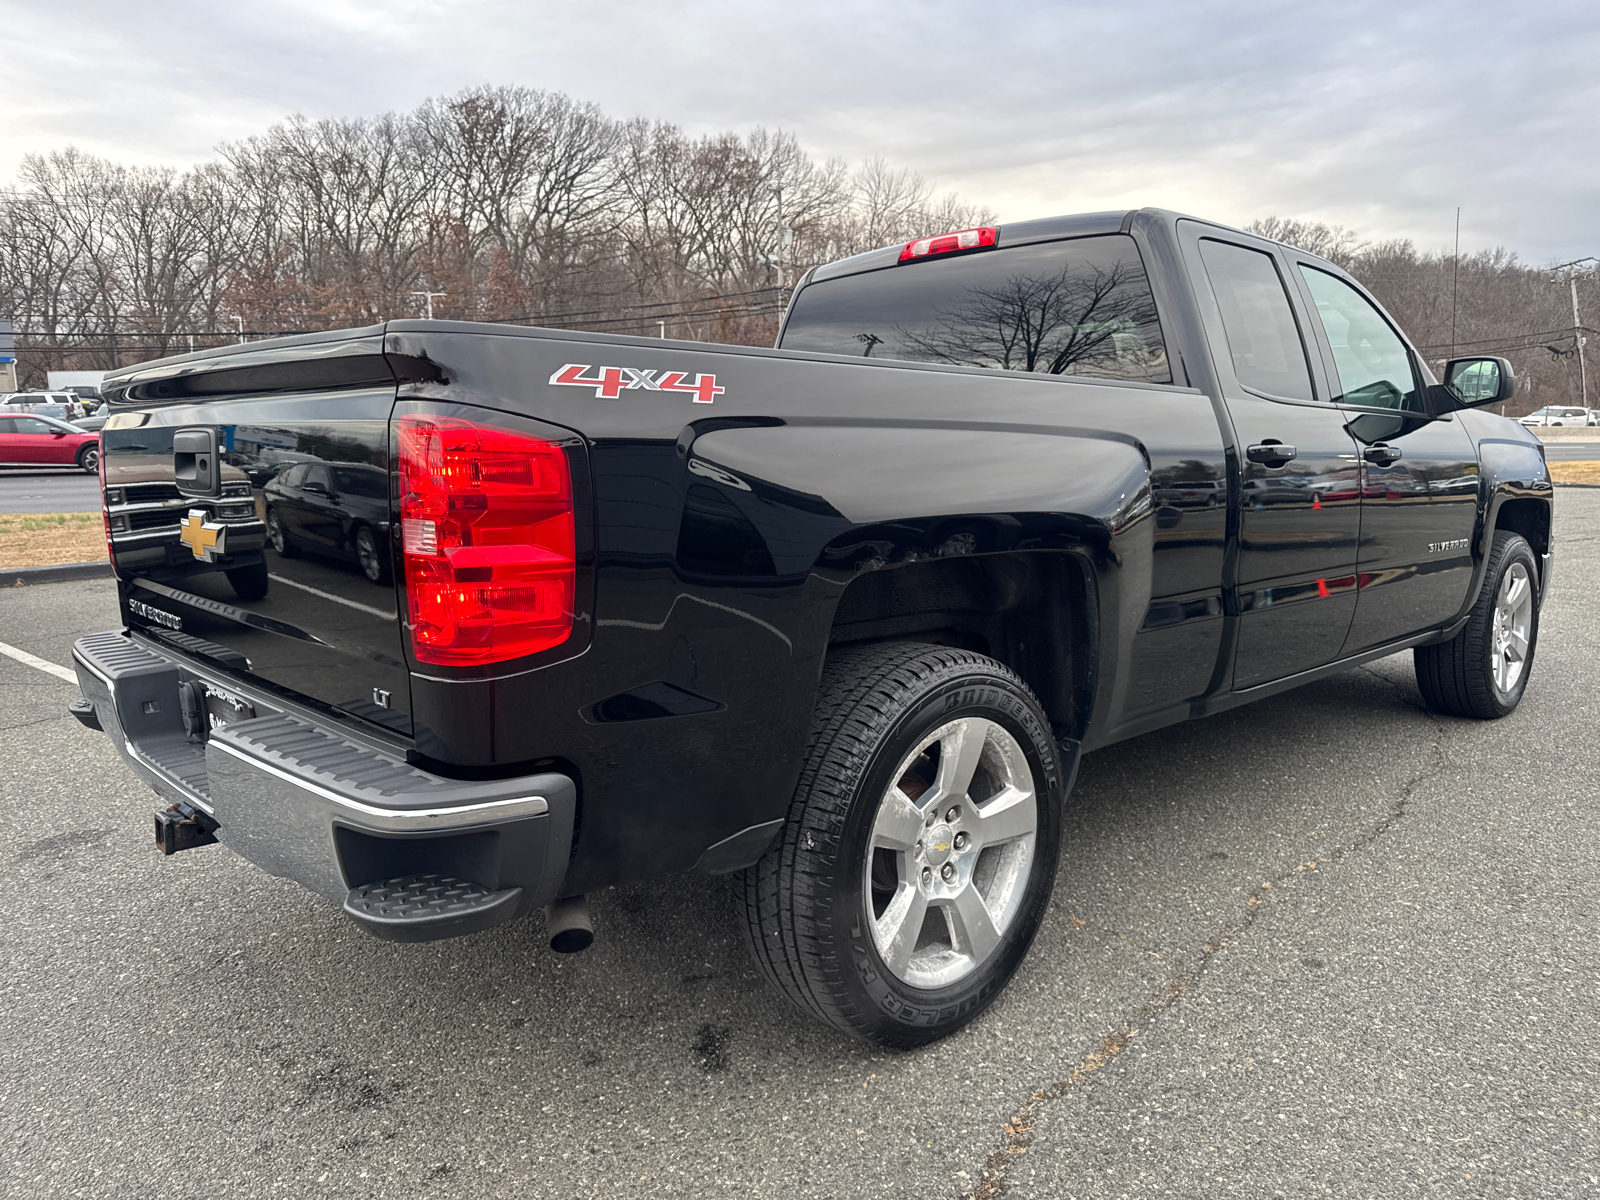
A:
[178,509,227,562]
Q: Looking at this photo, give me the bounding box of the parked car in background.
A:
[1518,405,1596,427]
[0,411,100,471]
[74,403,111,433]
[4,391,83,414]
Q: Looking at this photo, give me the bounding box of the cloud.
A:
[2,0,1595,260]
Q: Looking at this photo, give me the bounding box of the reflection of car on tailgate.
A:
[263,461,393,585]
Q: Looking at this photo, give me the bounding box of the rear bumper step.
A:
[72,629,575,942]
[344,873,522,942]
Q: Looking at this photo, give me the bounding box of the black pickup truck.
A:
[71,208,1552,1046]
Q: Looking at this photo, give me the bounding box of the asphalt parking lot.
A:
[2,492,1597,1199]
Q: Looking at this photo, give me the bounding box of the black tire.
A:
[77,444,99,474]
[226,560,270,602]
[739,642,1064,1047]
[1415,530,1540,719]
[354,525,391,585]
[265,508,298,557]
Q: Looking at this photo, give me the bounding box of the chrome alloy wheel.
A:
[863,717,1038,990]
[1491,560,1534,694]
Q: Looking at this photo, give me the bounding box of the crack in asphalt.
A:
[0,713,65,734]
[960,721,1450,1200]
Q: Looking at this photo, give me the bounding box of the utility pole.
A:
[1550,257,1596,409]
[411,291,447,320]
[1571,275,1589,409]
[1450,207,1460,359]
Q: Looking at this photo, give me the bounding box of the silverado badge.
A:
[549,363,724,404]
[179,509,227,562]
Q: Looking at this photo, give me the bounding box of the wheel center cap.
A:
[926,823,955,866]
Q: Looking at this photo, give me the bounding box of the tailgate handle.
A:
[174,427,221,497]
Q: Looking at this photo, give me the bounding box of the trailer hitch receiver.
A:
[154,802,219,856]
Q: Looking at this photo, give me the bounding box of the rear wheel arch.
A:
[823,550,1098,743]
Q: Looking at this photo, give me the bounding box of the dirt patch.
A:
[1549,460,1600,485]
[0,512,106,570]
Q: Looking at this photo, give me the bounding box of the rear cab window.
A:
[780,234,1171,384]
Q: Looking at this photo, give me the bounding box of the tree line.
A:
[0,85,990,382]
[1,85,1593,413]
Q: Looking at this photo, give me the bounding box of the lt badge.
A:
[178,509,227,562]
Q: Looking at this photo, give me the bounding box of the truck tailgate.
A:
[101,331,412,738]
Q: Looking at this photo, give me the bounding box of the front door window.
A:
[1298,267,1419,411]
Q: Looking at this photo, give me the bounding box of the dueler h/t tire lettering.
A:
[739,643,1064,1047]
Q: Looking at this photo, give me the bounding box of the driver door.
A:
[1286,259,1480,653]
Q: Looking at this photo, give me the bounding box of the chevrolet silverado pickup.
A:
[70,209,1553,1046]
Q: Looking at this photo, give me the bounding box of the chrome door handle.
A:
[1362,444,1403,465]
[1246,442,1297,466]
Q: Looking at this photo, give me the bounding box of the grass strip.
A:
[1549,460,1600,485]
[0,512,107,570]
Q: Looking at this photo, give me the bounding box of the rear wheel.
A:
[739,643,1063,1046]
[354,525,390,585]
[1415,530,1539,719]
[76,444,99,474]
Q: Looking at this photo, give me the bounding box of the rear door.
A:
[103,332,411,737]
[1180,225,1363,689]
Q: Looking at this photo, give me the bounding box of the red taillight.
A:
[396,414,576,667]
[898,226,998,262]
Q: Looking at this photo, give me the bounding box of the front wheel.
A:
[740,643,1064,1047]
[77,444,99,474]
[1415,530,1540,719]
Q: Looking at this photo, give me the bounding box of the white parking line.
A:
[268,573,397,620]
[0,638,77,684]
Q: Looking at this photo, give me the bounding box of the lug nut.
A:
[941,863,956,882]
[922,867,933,887]
[915,840,924,857]
[946,806,960,823]
[926,810,937,827]
[954,832,969,851]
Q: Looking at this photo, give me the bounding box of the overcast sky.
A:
[3,0,1596,262]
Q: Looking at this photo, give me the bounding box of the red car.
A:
[0,412,100,473]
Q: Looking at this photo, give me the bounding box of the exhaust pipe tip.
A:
[544,894,593,953]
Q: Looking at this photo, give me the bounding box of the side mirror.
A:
[1443,356,1515,407]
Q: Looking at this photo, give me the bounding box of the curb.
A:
[1553,481,1600,489]
[1,560,114,588]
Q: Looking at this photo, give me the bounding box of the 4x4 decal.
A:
[549,363,724,404]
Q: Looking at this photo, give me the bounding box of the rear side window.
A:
[1197,239,1314,402]
[780,234,1170,383]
